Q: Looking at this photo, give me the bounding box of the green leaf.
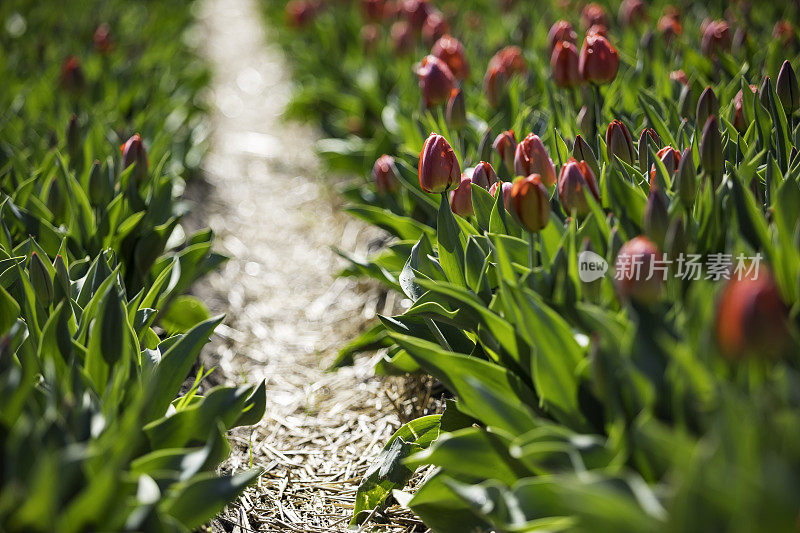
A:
[437,193,467,287]
[159,295,211,335]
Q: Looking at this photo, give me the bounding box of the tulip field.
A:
[4,0,800,530]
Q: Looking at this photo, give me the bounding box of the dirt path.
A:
[192,0,428,531]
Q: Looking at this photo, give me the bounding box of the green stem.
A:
[528,231,537,270]
[593,84,603,155]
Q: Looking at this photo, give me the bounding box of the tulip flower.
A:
[402,0,431,30]
[362,0,384,21]
[674,148,696,207]
[657,11,682,42]
[422,11,449,46]
[489,180,512,209]
[547,20,577,52]
[573,134,600,178]
[60,55,85,91]
[614,236,663,304]
[715,269,789,360]
[416,55,455,107]
[733,85,758,133]
[492,130,516,175]
[776,60,799,115]
[696,86,718,129]
[431,35,469,80]
[619,0,646,26]
[484,46,526,107]
[514,134,556,186]
[649,146,681,187]
[121,134,148,185]
[372,155,400,194]
[390,21,413,54]
[558,158,600,216]
[418,133,460,193]
[286,0,317,27]
[470,161,498,189]
[581,3,608,29]
[449,177,474,217]
[445,89,466,129]
[605,120,635,166]
[700,116,723,188]
[511,174,550,233]
[701,20,731,57]
[579,32,619,84]
[483,64,508,108]
[488,46,526,76]
[669,70,689,86]
[773,20,797,48]
[93,23,114,54]
[637,128,660,173]
[551,41,581,88]
[587,24,608,38]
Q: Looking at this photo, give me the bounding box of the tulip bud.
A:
[422,11,449,46]
[418,133,460,193]
[484,46,526,107]
[66,113,82,164]
[614,236,663,304]
[390,21,413,55]
[493,130,516,175]
[619,0,646,26]
[490,46,526,76]
[696,86,718,129]
[489,180,513,209]
[658,12,682,42]
[776,60,799,115]
[285,0,317,27]
[733,85,758,133]
[551,41,581,88]
[548,20,577,52]
[758,76,773,111]
[558,158,600,217]
[579,32,619,84]
[511,174,550,233]
[587,24,608,38]
[29,252,53,309]
[121,134,148,186]
[674,148,697,207]
[445,88,466,129]
[372,155,400,194]
[643,189,669,247]
[93,23,114,54]
[581,3,608,29]
[701,20,731,57]
[637,128,660,173]
[715,269,789,360]
[431,35,469,80]
[700,116,723,188]
[573,134,600,178]
[670,70,689,87]
[649,146,681,188]
[60,55,85,92]
[449,177,473,217]
[402,0,431,30]
[416,55,455,107]
[514,134,557,186]
[483,64,508,108]
[605,119,635,166]
[470,161,498,189]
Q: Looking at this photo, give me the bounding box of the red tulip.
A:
[422,11,449,46]
[511,174,550,232]
[614,236,663,304]
[514,133,556,186]
[286,0,317,27]
[416,55,455,107]
[548,20,577,52]
[649,146,681,186]
[484,46,526,107]
[637,128,661,172]
[483,64,508,108]
[470,161,498,189]
[362,0,385,21]
[558,158,600,216]
[402,0,431,30]
[493,130,516,175]
[449,177,474,216]
[715,268,789,360]
[60,55,85,91]
[489,180,513,209]
[390,21,414,54]
[372,155,399,194]
[579,32,619,84]
[418,133,460,193]
[658,12,682,42]
[551,41,581,88]
[669,69,689,86]
[733,85,758,133]
[93,23,114,54]
[491,46,526,75]
[587,24,608,38]
[121,134,148,185]
[619,0,646,26]
[581,3,608,29]
[605,119,635,165]
[701,20,731,57]
[431,35,469,80]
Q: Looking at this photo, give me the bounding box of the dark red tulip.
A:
[581,3,608,29]
[416,55,455,107]
[60,55,85,91]
[776,60,800,115]
[614,236,664,304]
[362,0,385,21]
[493,130,516,175]
[286,0,317,27]
[548,20,577,52]
[449,177,474,216]
[700,116,723,187]
[701,20,731,57]
[619,0,646,26]
[418,133,460,193]
[715,269,790,360]
[470,161,498,189]
[390,21,414,54]
[558,158,600,216]
[488,46,527,76]
[514,133,556,186]
[579,32,619,84]
[93,23,114,54]
[649,146,681,186]
[422,11,449,46]
[431,35,469,80]
[733,85,758,133]
[402,0,431,30]
[511,174,550,232]
[372,155,399,194]
[605,120,635,165]
[121,134,148,185]
[489,180,513,209]
[483,65,507,108]
[551,41,581,88]
[637,128,661,173]
[587,24,608,38]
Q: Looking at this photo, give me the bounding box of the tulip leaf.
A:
[436,193,467,287]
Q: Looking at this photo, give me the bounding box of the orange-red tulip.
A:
[551,41,581,88]
[511,174,550,232]
[418,133,460,193]
[579,32,618,84]
[514,133,556,186]
[558,158,600,216]
[416,55,455,107]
